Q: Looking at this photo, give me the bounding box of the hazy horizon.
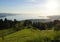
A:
[0,0,60,16]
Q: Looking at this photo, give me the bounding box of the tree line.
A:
[0,18,17,30]
[0,18,60,31]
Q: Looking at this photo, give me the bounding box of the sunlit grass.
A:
[0,28,60,42]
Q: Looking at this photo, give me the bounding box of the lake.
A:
[0,14,49,21]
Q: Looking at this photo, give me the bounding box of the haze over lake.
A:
[0,13,50,21]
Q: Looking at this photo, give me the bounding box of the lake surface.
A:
[0,14,49,21]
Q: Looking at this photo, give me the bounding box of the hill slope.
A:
[0,28,60,42]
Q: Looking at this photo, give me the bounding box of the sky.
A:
[0,0,60,16]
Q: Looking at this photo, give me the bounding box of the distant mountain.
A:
[22,19,52,23]
[0,13,16,18]
[24,15,60,22]
[47,15,60,20]
[30,19,52,22]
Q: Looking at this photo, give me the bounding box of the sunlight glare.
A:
[45,0,58,16]
[46,0,58,11]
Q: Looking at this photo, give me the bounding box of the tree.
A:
[54,24,60,31]
[0,19,3,30]
[23,20,32,26]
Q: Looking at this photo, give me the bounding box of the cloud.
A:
[25,0,46,4]
[25,0,36,2]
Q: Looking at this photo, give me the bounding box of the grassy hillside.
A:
[0,17,60,42]
[0,28,16,37]
[0,28,60,42]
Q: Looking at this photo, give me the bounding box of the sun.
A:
[46,0,58,11]
[44,0,58,16]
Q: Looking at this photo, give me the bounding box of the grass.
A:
[0,28,16,37]
[0,28,60,42]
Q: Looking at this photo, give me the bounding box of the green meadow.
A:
[0,28,60,42]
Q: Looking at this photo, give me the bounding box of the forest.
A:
[0,18,60,31]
